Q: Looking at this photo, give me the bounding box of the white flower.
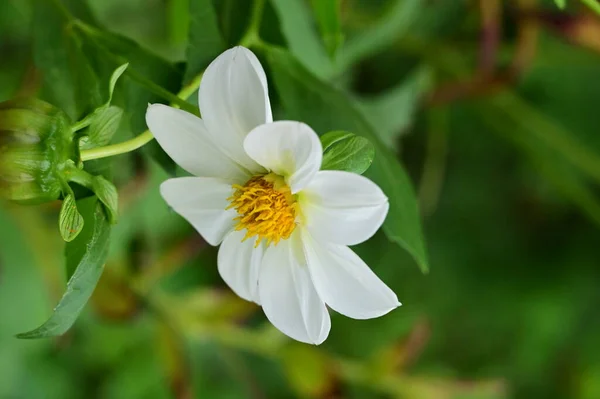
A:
[146,46,400,344]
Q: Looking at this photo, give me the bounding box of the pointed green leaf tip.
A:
[320,131,374,175]
[75,63,128,149]
[59,194,84,242]
[17,197,111,339]
[76,62,127,149]
[108,63,128,103]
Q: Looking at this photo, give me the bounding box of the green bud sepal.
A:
[57,161,119,242]
[0,98,75,204]
[0,98,120,242]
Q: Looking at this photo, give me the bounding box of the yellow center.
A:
[227,173,297,246]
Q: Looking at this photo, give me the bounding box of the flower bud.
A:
[0,98,75,204]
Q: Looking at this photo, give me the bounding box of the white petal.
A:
[301,171,389,246]
[244,121,322,193]
[259,233,330,344]
[160,177,237,246]
[199,46,270,173]
[217,229,263,304]
[303,230,400,319]
[146,104,249,181]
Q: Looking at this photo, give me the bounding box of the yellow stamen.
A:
[226,173,297,247]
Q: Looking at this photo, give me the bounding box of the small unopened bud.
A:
[0,98,75,204]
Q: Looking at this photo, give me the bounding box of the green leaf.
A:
[478,101,600,227]
[184,0,226,83]
[32,0,101,119]
[80,28,184,174]
[310,0,344,58]
[68,35,103,117]
[212,0,253,46]
[555,0,567,8]
[270,0,334,78]
[82,105,123,149]
[61,165,118,224]
[92,176,119,224]
[77,28,183,122]
[582,0,600,15]
[336,0,423,74]
[168,0,190,44]
[320,130,353,151]
[320,131,374,174]
[266,47,429,273]
[282,343,331,397]
[356,65,433,149]
[108,63,128,104]
[59,194,84,242]
[490,92,600,186]
[17,197,111,339]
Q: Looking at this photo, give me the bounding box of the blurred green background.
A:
[2,0,600,398]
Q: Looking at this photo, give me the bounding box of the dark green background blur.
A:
[1,0,600,398]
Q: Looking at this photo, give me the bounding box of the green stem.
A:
[239,0,266,48]
[62,162,95,188]
[48,0,73,21]
[81,0,267,162]
[72,20,198,115]
[177,71,204,104]
[81,130,154,161]
[71,115,94,132]
[125,69,199,116]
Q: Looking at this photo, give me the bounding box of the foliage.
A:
[1,0,600,398]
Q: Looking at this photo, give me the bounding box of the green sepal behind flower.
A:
[0,98,76,204]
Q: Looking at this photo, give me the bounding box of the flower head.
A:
[0,98,74,204]
[146,47,400,344]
